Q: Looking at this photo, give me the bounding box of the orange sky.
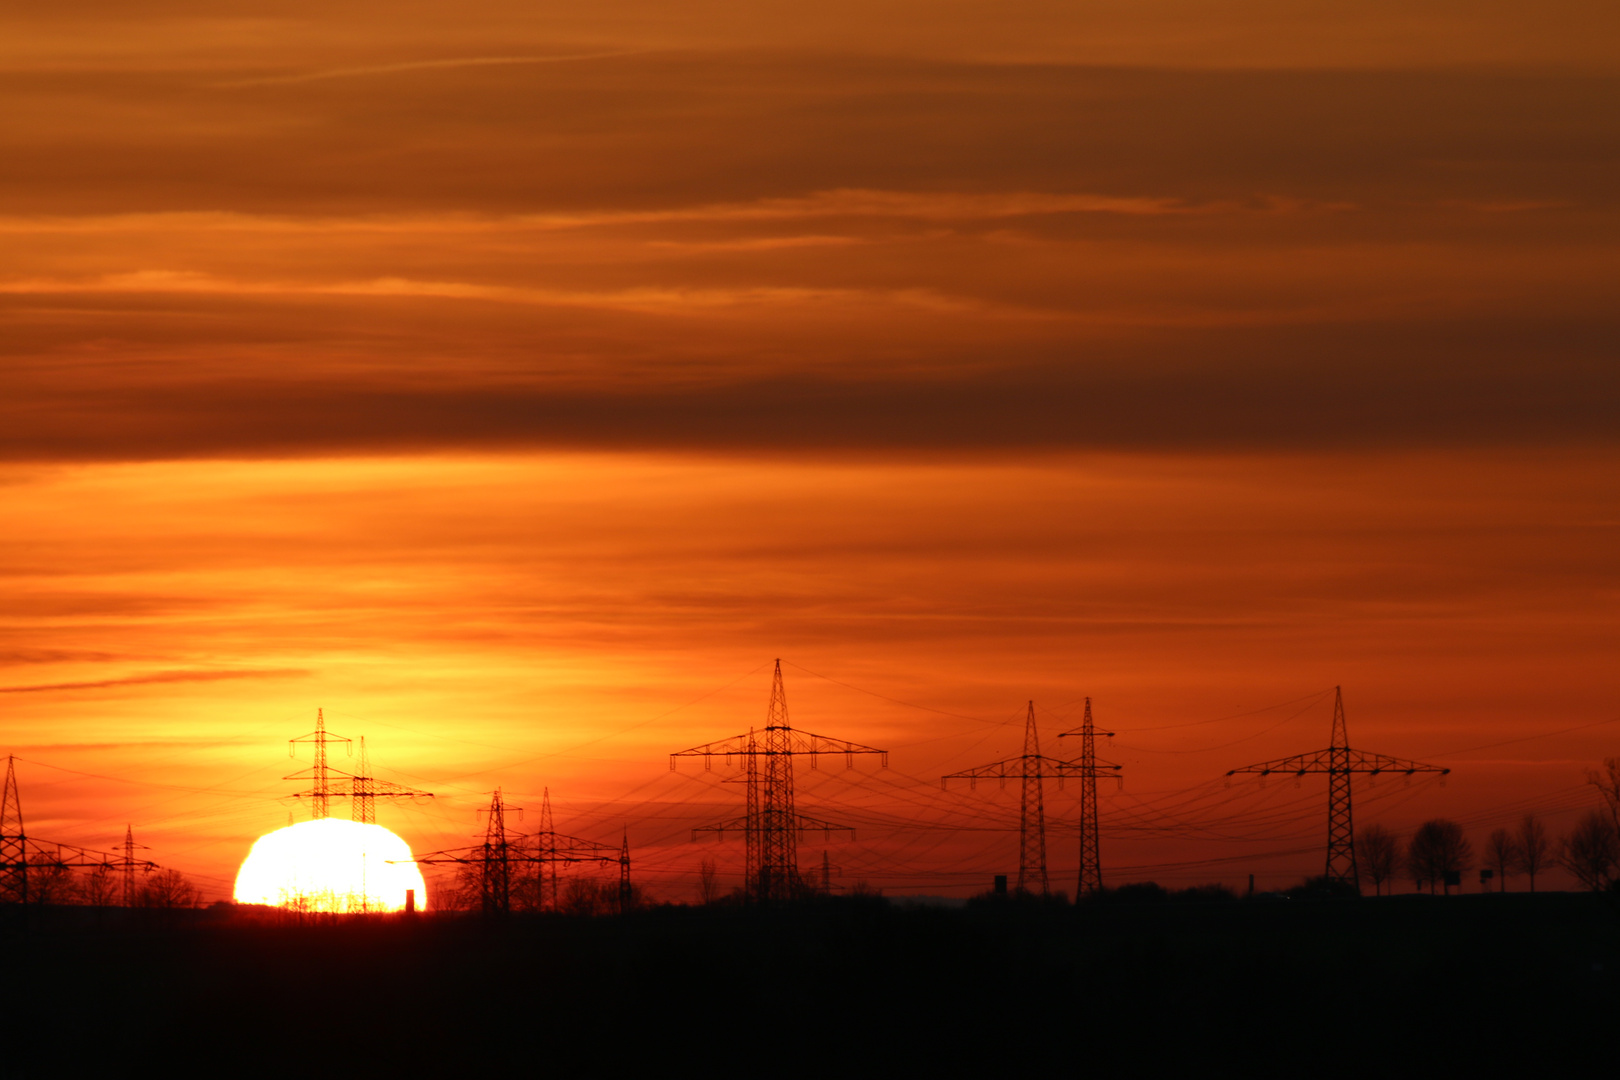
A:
[2,1,1616,901]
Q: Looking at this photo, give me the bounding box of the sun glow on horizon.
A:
[234,819,428,913]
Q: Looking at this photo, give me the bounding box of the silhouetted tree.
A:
[428,868,472,911]
[1517,813,1551,892]
[1589,757,1620,831]
[1485,828,1519,892]
[28,863,76,906]
[1406,819,1472,894]
[1357,823,1400,896]
[559,875,642,915]
[1559,809,1619,891]
[698,859,720,905]
[1109,881,1168,903]
[138,868,200,909]
[80,865,118,907]
[1288,875,1358,900]
[1173,884,1236,903]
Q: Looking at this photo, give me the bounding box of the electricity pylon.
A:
[944,701,1096,896]
[0,756,24,904]
[409,788,624,916]
[1226,686,1450,892]
[670,659,888,903]
[116,825,153,907]
[285,714,430,823]
[535,787,559,911]
[286,709,351,819]
[349,737,432,824]
[1056,697,1123,898]
[527,788,625,912]
[479,789,517,915]
[618,830,632,914]
[0,756,155,906]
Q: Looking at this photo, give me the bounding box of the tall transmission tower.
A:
[284,715,430,823]
[0,756,155,906]
[522,788,626,912]
[409,787,624,915]
[348,737,433,824]
[116,825,153,908]
[286,709,351,820]
[945,701,1096,896]
[1056,698,1123,898]
[618,830,632,914]
[1227,686,1450,892]
[670,659,888,903]
[1,756,24,905]
[535,787,559,912]
[479,789,517,915]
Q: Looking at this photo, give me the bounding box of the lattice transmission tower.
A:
[944,701,1099,896]
[1056,697,1123,898]
[409,787,626,915]
[525,787,627,913]
[1227,686,1450,892]
[670,659,888,903]
[349,737,432,824]
[285,713,431,822]
[286,709,351,819]
[0,756,155,907]
[0,756,24,905]
[116,825,153,907]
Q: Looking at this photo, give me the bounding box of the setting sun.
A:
[234,819,428,913]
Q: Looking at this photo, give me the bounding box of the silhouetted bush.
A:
[1172,883,1237,903]
[1089,881,1168,904]
[1286,875,1360,899]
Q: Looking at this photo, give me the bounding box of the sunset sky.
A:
[3,1,1616,902]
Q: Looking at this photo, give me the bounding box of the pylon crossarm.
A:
[787,814,855,840]
[1227,748,1332,776]
[670,733,753,770]
[671,729,889,770]
[394,848,475,865]
[20,838,131,869]
[1227,747,1449,777]
[944,754,1083,787]
[1342,750,1450,775]
[692,816,750,840]
[1054,760,1123,777]
[784,730,889,768]
[368,779,434,798]
[522,830,619,859]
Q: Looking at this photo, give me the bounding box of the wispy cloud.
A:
[215,51,653,88]
[0,668,310,694]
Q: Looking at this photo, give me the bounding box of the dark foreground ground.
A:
[2,892,1615,1074]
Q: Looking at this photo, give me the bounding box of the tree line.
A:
[1357,756,1620,895]
[17,863,203,908]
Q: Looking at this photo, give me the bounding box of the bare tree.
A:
[559,876,638,916]
[138,868,201,909]
[80,865,119,907]
[1589,757,1620,830]
[1357,824,1400,896]
[1517,813,1551,892]
[698,859,720,905]
[28,863,77,906]
[1559,809,1619,892]
[1406,819,1473,894]
[561,875,606,916]
[1485,828,1519,893]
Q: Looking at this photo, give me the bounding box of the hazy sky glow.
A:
[3,1,1616,901]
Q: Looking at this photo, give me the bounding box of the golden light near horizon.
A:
[234,819,428,913]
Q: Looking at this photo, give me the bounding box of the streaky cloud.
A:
[0,668,311,694]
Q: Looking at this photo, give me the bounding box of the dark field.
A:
[3,893,1614,1073]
